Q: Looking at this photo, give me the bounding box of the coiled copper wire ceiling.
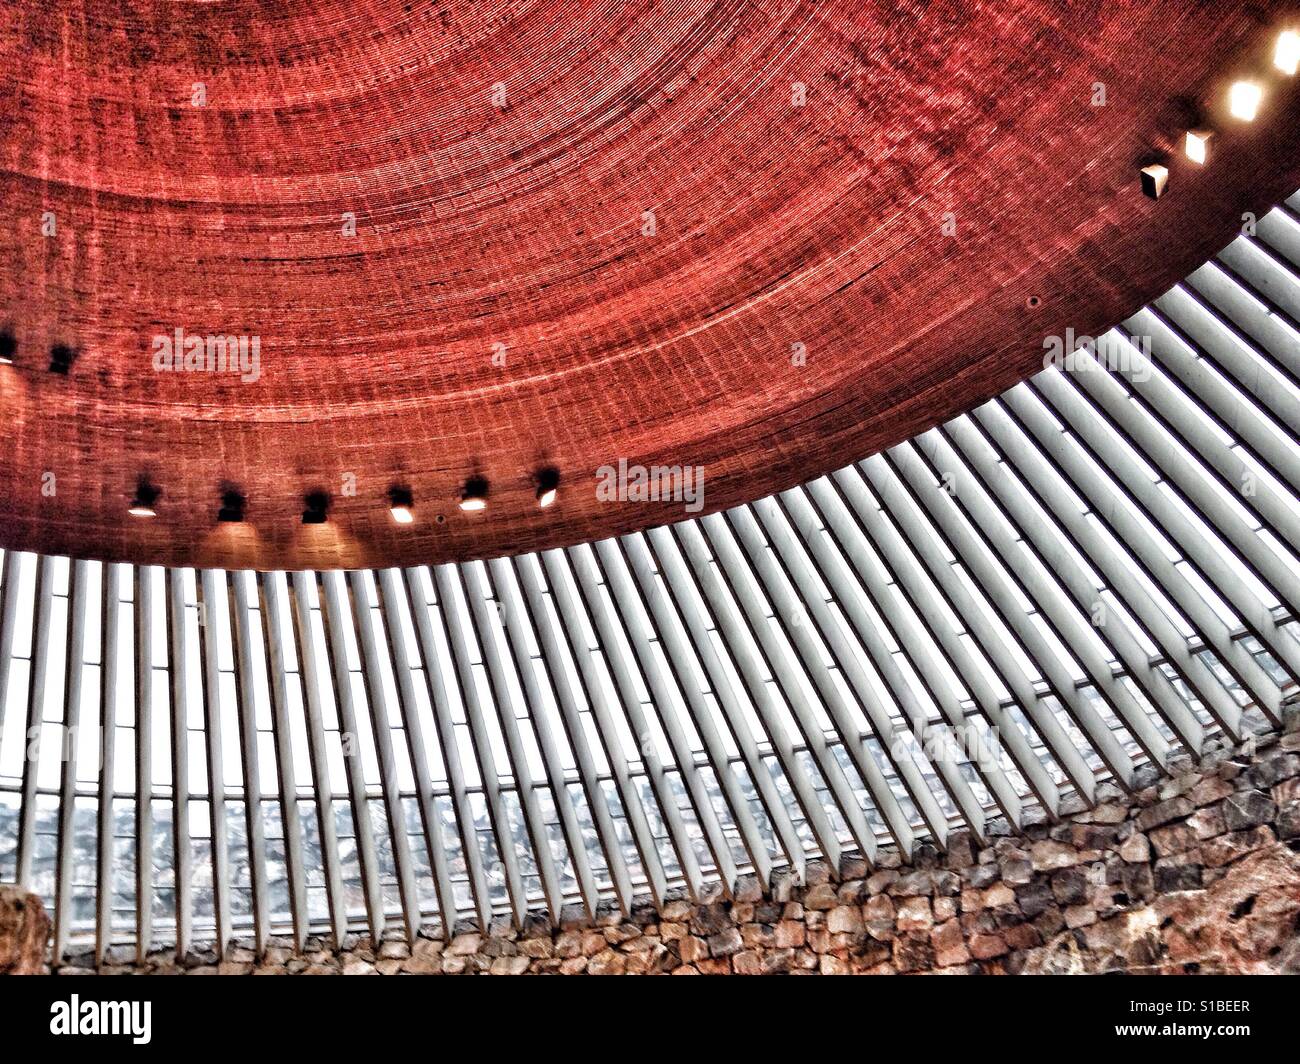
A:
[2,1,1300,570]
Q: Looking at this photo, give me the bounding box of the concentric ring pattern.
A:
[5,2,1300,569]
[2,190,1300,961]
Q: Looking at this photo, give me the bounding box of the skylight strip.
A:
[970,401,1245,740]
[810,472,1083,810]
[700,511,881,860]
[344,570,422,942]
[197,569,234,958]
[932,421,1205,756]
[508,554,640,913]
[1006,382,1281,720]
[644,525,809,878]
[229,571,272,955]
[564,543,707,897]
[400,567,494,931]
[460,561,566,922]
[488,557,607,918]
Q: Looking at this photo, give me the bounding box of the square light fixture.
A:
[1140,164,1169,200]
[460,475,489,512]
[1228,80,1262,121]
[129,480,160,518]
[1276,30,1300,75]
[1184,129,1212,165]
[535,467,560,508]
[302,491,330,524]
[48,343,75,375]
[218,490,246,523]
[389,486,415,524]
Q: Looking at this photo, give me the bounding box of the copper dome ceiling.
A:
[3,1,1300,570]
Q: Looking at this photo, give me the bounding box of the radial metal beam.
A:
[315,571,386,942]
[564,543,709,898]
[287,571,349,946]
[53,560,89,961]
[165,570,193,960]
[94,563,120,966]
[1002,381,1282,722]
[374,567,459,935]
[539,547,674,904]
[196,570,233,958]
[592,536,746,892]
[512,552,648,910]
[345,570,422,942]
[459,561,565,922]
[808,471,1084,811]
[257,572,310,951]
[699,512,880,861]
[0,552,21,763]
[228,570,270,956]
[967,399,1245,740]
[483,558,604,918]
[401,566,494,931]
[1032,370,1293,723]
[645,525,808,878]
[17,556,54,889]
[668,521,844,869]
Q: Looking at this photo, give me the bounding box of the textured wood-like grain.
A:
[2,1,1300,569]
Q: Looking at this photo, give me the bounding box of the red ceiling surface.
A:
[2,1,1300,570]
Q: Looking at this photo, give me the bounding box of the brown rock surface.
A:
[0,886,50,975]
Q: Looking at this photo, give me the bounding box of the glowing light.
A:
[1228,81,1262,121]
[388,486,415,524]
[1140,164,1169,200]
[130,480,160,518]
[1184,129,1212,165]
[1276,30,1300,75]
[535,467,560,508]
[460,476,489,512]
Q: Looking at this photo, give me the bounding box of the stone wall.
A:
[50,710,1300,974]
[0,885,52,975]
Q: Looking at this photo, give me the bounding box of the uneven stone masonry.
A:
[12,708,1300,975]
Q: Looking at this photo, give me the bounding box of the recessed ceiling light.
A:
[1276,30,1300,75]
[218,490,246,523]
[389,486,415,524]
[1228,80,1262,121]
[535,467,560,508]
[1184,129,1212,165]
[460,475,489,512]
[302,491,330,524]
[129,480,160,519]
[1140,164,1169,200]
[48,343,76,375]
[0,332,15,365]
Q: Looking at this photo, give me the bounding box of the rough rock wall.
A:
[51,711,1300,975]
[0,886,51,975]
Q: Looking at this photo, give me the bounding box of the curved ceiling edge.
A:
[3,3,1300,569]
